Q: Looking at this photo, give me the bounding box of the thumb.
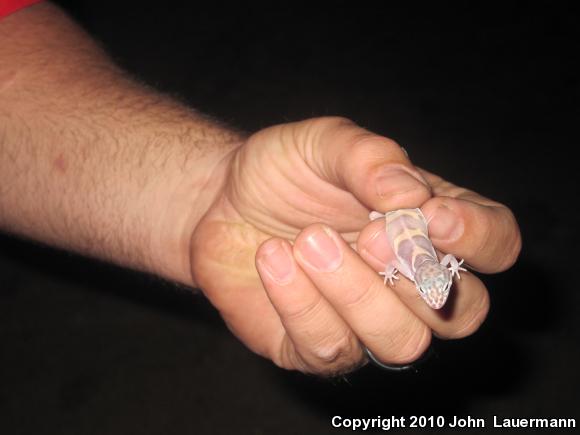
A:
[295,117,432,212]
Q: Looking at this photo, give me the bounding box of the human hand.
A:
[190,117,521,375]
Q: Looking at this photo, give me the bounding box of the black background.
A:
[1,2,579,434]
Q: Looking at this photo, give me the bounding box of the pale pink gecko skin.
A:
[369,208,466,309]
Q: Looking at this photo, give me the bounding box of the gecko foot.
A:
[379,265,399,285]
[440,254,467,280]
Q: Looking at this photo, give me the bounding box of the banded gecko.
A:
[369,208,466,309]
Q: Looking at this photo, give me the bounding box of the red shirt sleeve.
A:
[0,0,43,19]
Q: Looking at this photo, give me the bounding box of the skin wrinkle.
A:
[296,117,343,183]
[194,223,256,280]
[270,129,369,232]
[278,334,311,372]
[288,332,362,377]
[290,164,363,230]
[229,150,296,237]
[339,273,382,310]
[228,153,274,226]
[280,290,326,323]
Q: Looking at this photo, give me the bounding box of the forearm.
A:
[0,3,241,285]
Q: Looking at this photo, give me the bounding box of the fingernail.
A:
[257,240,295,285]
[363,228,390,265]
[429,205,464,241]
[375,166,427,198]
[298,226,342,272]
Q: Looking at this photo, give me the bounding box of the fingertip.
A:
[256,238,296,286]
[452,288,490,339]
[498,209,522,272]
[422,197,465,242]
[370,164,432,211]
[402,324,433,364]
[293,223,345,273]
[312,120,432,211]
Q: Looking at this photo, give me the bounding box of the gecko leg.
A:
[440,254,467,280]
[370,211,403,285]
[379,263,399,285]
[368,211,396,284]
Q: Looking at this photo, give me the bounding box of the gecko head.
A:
[415,261,452,309]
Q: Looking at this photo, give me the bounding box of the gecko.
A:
[369,208,466,309]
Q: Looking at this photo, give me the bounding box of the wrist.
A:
[147,130,242,287]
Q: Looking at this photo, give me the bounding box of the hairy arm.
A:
[0,3,241,285]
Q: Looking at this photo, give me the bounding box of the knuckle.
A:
[321,115,355,128]
[306,116,355,139]
[341,277,382,309]
[286,117,356,159]
[311,115,354,126]
[310,331,358,365]
[304,333,365,376]
[441,184,468,198]
[348,134,401,159]
[305,116,401,156]
[281,295,325,322]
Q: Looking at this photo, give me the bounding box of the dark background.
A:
[1,2,579,434]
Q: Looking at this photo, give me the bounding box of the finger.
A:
[422,196,521,273]
[416,168,521,272]
[357,219,490,338]
[293,223,431,365]
[291,117,432,212]
[255,238,364,374]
